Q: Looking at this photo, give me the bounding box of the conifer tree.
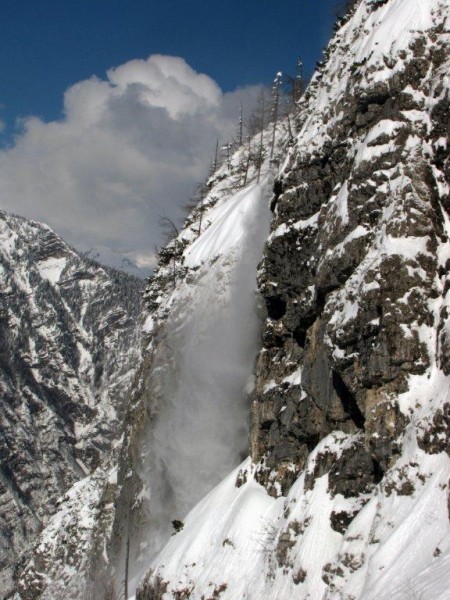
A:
[211,139,219,175]
[256,90,266,182]
[238,102,243,146]
[270,72,283,160]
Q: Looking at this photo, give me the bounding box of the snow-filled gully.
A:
[131,180,273,592]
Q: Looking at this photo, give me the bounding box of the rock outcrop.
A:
[252,0,450,495]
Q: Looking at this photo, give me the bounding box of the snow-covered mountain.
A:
[0,210,143,597]
[80,246,154,279]
[7,0,450,599]
[135,0,450,599]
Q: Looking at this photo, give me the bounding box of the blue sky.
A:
[0,1,340,274]
[0,0,338,136]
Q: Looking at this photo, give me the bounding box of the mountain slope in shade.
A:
[137,0,450,598]
[0,210,142,597]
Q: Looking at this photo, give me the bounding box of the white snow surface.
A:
[143,432,450,600]
[36,256,67,283]
[184,182,267,268]
[133,178,273,589]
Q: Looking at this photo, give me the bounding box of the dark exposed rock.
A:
[418,404,450,456]
[292,567,307,584]
[251,5,450,503]
[328,439,380,498]
[330,510,360,534]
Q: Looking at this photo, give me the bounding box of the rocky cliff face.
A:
[252,0,450,497]
[0,211,142,597]
[138,1,450,599]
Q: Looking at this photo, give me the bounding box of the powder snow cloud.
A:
[0,55,263,274]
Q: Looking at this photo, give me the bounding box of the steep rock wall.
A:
[253,0,450,497]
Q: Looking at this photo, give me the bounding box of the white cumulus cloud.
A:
[0,55,263,275]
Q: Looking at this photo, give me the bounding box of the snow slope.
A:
[140,430,450,600]
[123,177,274,592]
